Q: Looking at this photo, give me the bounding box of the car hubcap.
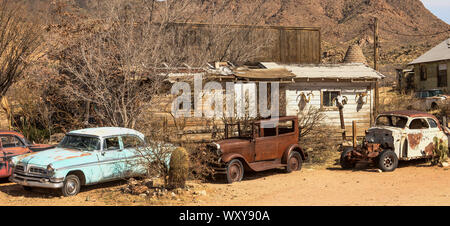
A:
[289,157,299,171]
[66,180,77,195]
[383,156,393,169]
[230,163,241,181]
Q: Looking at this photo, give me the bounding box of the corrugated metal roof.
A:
[260,62,385,79]
[409,38,450,65]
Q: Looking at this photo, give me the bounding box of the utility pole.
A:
[373,17,380,123]
[373,17,379,71]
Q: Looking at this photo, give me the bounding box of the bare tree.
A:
[50,0,275,129]
[0,0,42,97]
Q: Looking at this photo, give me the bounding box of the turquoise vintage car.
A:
[8,127,172,196]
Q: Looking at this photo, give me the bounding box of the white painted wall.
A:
[283,82,374,133]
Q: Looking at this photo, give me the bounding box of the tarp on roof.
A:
[260,62,385,80]
[409,38,450,65]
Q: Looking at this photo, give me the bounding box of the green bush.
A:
[432,137,449,166]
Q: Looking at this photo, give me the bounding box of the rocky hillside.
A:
[194,0,450,81]
[27,0,450,81]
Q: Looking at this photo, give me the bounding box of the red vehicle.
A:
[0,131,54,178]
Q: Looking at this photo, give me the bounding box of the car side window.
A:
[427,118,438,128]
[278,120,295,135]
[103,137,120,151]
[409,119,429,130]
[122,136,144,148]
[0,136,25,148]
[260,122,277,137]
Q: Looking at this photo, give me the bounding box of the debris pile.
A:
[120,178,194,199]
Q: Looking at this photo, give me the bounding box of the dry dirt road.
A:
[1,160,450,206]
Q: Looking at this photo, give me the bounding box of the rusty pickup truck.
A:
[208,116,308,183]
[340,111,449,172]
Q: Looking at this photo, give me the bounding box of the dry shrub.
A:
[296,106,339,164]
[168,147,189,189]
[379,90,425,113]
[183,142,217,181]
[301,126,342,164]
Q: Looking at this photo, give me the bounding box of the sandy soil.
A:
[1,160,450,206]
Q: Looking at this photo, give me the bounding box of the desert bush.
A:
[378,90,425,113]
[183,142,217,181]
[301,125,342,164]
[168,147,189,189]
[431,137,449,166]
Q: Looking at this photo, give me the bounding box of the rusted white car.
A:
[341,111,449,172]
[415,89,450,110]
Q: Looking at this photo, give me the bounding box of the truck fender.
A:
[282,144,307,164]
[221,153,251,171]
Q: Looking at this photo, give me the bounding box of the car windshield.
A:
[58,135,100,151]
[375,115,408,128]
[429,90,444,96]
[225,123,254,139]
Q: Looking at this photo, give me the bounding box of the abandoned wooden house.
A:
[409,38,450,92]
[150,24,386,142]
[156,44,385,142]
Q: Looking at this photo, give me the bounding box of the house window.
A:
[420,65,427,81]
[438,64,448,87]
[322,91,340,107]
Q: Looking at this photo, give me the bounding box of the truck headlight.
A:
[47,164,55,174]
[8,159,14,168]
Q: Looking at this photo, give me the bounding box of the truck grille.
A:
[15,165,25,173]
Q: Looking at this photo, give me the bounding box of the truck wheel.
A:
[378,150,398,172]
[340,148,355,169]
[285,151,302,173]
[226,159,244,184]
[61,175,81,197]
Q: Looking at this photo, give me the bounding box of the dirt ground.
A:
[1,158,450,206]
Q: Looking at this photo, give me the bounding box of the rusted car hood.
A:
[368,126,404,134]
[14,147,95,167]
[217,139,251,153]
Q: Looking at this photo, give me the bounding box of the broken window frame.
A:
[321,89,341,111]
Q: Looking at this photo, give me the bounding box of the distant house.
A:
[409,38,450,92]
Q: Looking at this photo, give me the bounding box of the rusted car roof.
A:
[380,110,444,131]
[0,130,26,138]
[254,116,298,123]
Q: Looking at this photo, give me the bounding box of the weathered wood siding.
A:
[413,60,450,92]
[175,23,321,64]
[283,82,375,136]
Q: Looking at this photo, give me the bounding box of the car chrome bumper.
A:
[9,174,64,189]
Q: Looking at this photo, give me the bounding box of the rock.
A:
[122,187,131,194]
[139,193,147,198]
[131,185,149,195]
[144,179,154,188]
[197,190,207,196]
[128,178,139,187]
[439,162,449,167]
